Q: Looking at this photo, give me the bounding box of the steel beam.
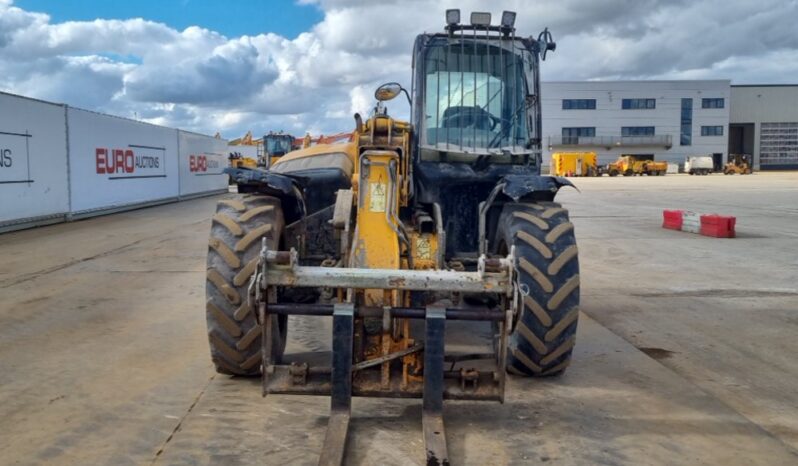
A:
[264,265,511,294]
[318,303,354,466]
[423,306,449,466]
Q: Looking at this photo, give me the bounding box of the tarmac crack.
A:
[151,373,216,464]
[0,238,148,288]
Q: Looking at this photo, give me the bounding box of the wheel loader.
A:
[208,10,579,465]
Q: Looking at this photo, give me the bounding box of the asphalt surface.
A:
[0,172,796,465]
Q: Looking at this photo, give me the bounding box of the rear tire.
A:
[206,195,287,375]
[497,202,580,376]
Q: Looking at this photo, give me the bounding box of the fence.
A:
[0,92,228,233]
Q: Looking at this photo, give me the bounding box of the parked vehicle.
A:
[607,155,667,176]
[685,156,713,175]
[724,154,753,175]
[551,151,599,176]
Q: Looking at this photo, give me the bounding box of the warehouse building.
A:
[542,80,798,171]
[729,85,798,170]
[542,80,731,170]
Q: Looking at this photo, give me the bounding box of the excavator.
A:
[208,10,579,465]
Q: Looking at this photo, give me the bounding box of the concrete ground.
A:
[0,172,796,465]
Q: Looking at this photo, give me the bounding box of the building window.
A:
[680,98,692,146]
[701,126,724,136]
[622,98,656,109]
[702,98,725,109]
[562,99,596,110]
[562,127,595,144]
[622,126,655,137]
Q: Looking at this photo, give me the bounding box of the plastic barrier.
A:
[0,93,70,231]
[67,108,180,216]
[178,130,228,197]
[662,210,736,238]
[700,214,736,238]
[662,210,683,230]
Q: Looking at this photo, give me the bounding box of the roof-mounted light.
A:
[446,9,460,25]
[470,12,491,26]
[501,11,516,28]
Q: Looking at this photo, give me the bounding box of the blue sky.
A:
[16,0,323,38]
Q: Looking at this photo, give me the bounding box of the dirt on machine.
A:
[607,154,668,176]
[207,9,579,465]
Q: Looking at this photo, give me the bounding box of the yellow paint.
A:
[271,141,357,169]
[352,150,402,306]
[410,232,438,270]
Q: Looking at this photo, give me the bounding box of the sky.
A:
[1,0,798,139]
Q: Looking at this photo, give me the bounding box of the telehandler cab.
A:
[209,9,579,465]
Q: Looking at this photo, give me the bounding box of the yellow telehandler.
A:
[209,10,579,465]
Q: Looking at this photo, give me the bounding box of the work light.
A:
[470,12,491,26]
[501,11,516,28]
[445,9,460,25]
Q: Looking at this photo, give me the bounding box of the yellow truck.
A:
[551,151,598,176]
[607,155,667,176]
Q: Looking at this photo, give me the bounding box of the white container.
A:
[67,108,180,215]
[178,130,229,197]
[0,93,70,229]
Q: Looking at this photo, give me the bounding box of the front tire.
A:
[206,195,287,375]
[498,202,580,376]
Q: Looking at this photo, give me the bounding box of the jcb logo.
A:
[0,149,12,168]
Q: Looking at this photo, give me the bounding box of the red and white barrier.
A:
[663,210,736,238]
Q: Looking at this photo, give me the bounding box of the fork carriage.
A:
[254,245,516,465]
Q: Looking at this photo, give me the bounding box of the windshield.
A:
[265,136,292,156]
[422,39,532,153]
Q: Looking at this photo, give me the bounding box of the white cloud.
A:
[1,0,797,138]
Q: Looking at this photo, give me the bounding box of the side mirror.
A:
[537,27,556,61]
[375,82,403,101]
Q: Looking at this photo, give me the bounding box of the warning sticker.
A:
[415,235,432,260]
[369,182,386,212]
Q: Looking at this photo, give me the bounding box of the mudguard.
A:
[225,167,306,221]
[500,174,578,202]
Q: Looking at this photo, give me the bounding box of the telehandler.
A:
[208,10,579,465]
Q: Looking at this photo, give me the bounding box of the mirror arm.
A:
[401,88,412,107]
